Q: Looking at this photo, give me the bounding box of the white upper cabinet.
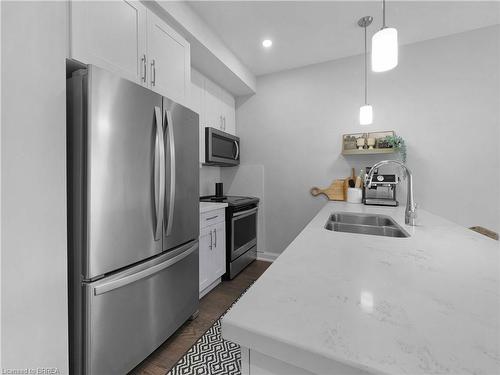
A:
[70,0,147,84]
[147,11,190,105]
[220,89,236,135]
[196,74,236,135]
[204,77,225,131]
[70,1,190,105]
[191,69,237,163]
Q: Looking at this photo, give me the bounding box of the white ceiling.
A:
[188,1,500,76]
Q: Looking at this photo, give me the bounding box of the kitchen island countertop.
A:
[221,202,500,374]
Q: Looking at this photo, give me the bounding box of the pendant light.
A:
[372,0,398,72]
[358,16,373,125]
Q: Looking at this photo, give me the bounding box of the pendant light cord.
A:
[364,24,368,105]
[382,0,386,28]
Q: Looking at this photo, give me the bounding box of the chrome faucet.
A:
[365,160,417,226]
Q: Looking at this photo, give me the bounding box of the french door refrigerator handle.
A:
[165,109,176,236]
[93,242,198,295]
[154,106,165,241]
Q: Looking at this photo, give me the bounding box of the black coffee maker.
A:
[215,182,224,198]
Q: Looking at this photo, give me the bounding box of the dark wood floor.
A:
[130,260,272,375]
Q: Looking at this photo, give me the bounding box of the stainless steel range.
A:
[200,195,259,279]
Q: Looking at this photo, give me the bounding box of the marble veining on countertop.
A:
[200,201,228,213]
[221,202,500,375]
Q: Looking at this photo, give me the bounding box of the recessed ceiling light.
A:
[262,39,273,48]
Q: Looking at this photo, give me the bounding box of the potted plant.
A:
[384,135,407,163]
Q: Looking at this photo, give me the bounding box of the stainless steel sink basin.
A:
[328,212,396,227]
[325,212,410,238]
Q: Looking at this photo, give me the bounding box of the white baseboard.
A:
[256,251,279,262]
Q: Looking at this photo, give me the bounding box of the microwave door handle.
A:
[153,106,165,241]
[234,140,240,160]
[165,109,176,236]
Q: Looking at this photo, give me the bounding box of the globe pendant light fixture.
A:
[372,0,398,72]
[358,16,373,125]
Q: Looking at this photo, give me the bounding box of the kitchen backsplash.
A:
[199,165,222,196]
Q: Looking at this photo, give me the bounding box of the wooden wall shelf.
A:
[342,148,395,156]
[342,130,396,156]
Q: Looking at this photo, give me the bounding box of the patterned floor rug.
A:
[167,284,253,375]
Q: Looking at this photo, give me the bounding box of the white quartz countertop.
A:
[200,201,228,213]
[221,202,500,375]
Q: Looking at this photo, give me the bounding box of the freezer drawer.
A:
[81,241,199,375]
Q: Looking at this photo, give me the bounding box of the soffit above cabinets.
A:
[188,1,500,76]
[148,1,256,96]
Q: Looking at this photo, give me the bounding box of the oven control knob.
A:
[377,175,384,182]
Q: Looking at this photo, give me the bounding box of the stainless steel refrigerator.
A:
[67,65,199,375]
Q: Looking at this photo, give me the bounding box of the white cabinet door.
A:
[147,10,190,105]
[211,222,226,278]
[70,0,147,85]
[204,78,236,134]
[204,77,224,131]
[199,219,225,295]
[199,227,213,293]
[220,89,236,135]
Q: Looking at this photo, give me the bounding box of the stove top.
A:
[200,195,259,207]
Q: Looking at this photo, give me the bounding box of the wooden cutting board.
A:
[310,179,345,201]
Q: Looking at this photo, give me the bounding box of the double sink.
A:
[325,212,410,238]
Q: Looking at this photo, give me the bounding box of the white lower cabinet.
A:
[199,209,226,297]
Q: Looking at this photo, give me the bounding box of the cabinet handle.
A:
[219,115,223,130]
[141,54,147,83]
[223,117,226,131]
[205,215,218,221]
[214,228,217,247]
[151,59,156,86]
[209,230,213,250]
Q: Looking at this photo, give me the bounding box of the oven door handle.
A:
[233,207,258,219]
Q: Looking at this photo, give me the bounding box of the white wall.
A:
[1,2,68,373]
[200,165,222,196]
[236,25,500,255]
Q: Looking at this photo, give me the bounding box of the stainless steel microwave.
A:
[204,127,240,166]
